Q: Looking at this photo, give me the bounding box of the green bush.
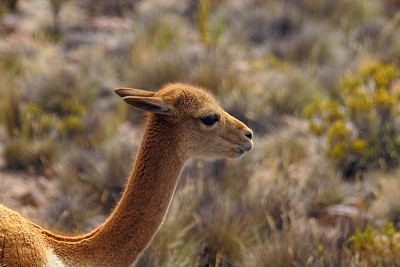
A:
[1,99,86,171]
[21,100,86,139]
[304,61,400,177]
[56,115,85,138]
[22,103,55,138]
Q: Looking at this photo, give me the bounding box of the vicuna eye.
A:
[201,114,219,126]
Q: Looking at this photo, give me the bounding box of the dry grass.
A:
[1,0,400,266]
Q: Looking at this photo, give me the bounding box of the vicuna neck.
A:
[47,114,185,266]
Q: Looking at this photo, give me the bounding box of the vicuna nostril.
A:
[245,132,253,140]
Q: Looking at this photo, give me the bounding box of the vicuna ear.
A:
[122,96,174,115]
[114,88,155,98]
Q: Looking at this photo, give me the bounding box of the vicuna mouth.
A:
[235,142,253,154]
[234,147,245,155]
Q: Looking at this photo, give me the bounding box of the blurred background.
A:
[2,0,400,266]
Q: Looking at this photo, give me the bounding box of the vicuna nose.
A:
[244,130,253,140]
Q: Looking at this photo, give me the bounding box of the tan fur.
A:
[0,83,253,267]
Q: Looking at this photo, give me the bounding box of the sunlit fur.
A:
[0,83,253,267]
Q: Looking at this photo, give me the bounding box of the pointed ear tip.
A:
[115,88,134,97]
[114,88,123,96]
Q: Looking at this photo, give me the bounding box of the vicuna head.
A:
[115,83,253,159]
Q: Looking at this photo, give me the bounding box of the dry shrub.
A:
[23,67,97,114]
[238,218,351,267]
[113,14,191,91]
[3,137,57,171]
[76,0,139,16]
[371,172,400,228]
[45,123,137,233]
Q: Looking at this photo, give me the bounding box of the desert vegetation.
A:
[2,0,400,266]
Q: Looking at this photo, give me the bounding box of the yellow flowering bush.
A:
[374,88,396,108]
[345,88,372,112]
[350,222,400,266]
[304,61,400,177]
[373,63,399,88]
[351,139,367,154]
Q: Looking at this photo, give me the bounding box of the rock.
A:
[86,17,131,32]
[319,204,372,225]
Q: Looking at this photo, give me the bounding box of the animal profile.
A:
[0,83,253,266]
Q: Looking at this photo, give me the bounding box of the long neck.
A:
[46,115,185,266]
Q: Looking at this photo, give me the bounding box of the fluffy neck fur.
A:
[45,114,185,266]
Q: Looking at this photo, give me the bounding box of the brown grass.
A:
[1,0,400,265]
